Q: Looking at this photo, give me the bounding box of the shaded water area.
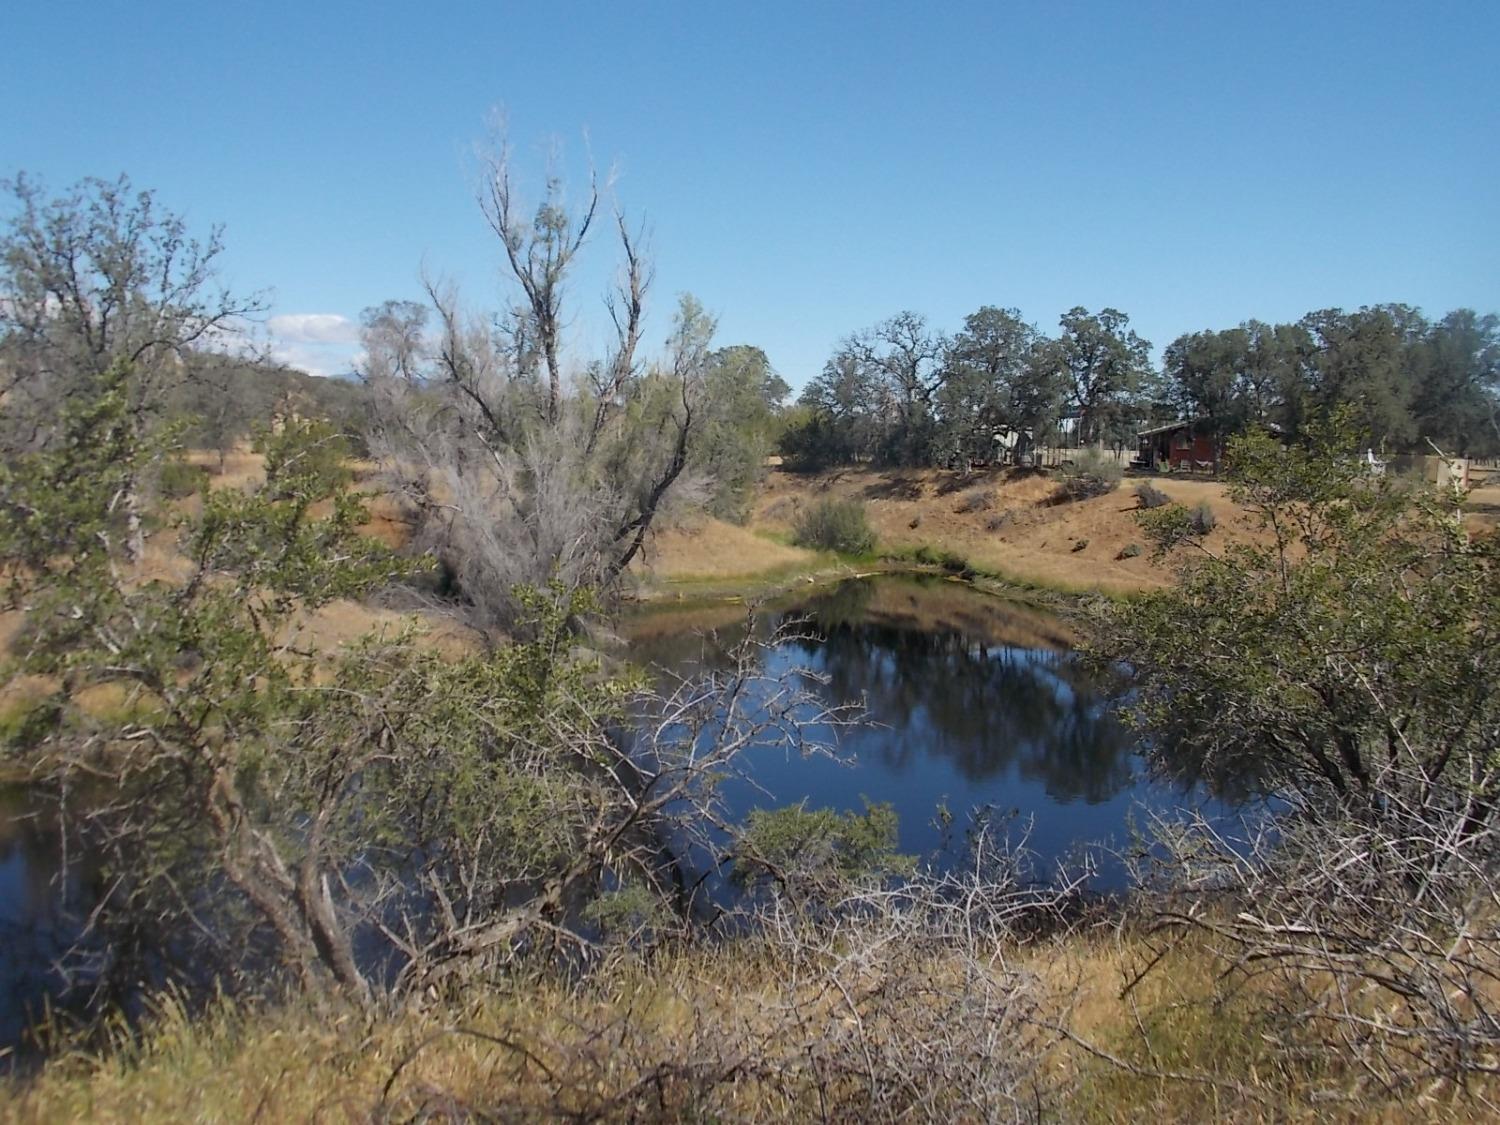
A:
[0,787,103,1053]
[627,574,1209,883]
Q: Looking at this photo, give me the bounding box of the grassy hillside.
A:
[741,464,1234,593]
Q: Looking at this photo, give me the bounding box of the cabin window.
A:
[1173,432,1191,450]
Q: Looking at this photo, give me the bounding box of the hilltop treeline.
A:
[165,356,371,458]
[782,303,1500,470]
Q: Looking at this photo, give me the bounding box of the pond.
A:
[0,573,1213,1053]
[626,574,1207,885]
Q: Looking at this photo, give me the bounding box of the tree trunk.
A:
[125,480,146,565]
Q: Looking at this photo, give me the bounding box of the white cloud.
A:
[266,313,359,345]
[266,312,360,378]
[269,343,339,379]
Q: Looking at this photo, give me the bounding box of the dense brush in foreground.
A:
[4,907,1495,1123]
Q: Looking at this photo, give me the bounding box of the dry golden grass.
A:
[286,599,477,661]
[634,516,819,583]
[1027,925,1498,1124]
[0,947,796,1123]
[125,447,1500,602]
[183,446,265,492]
[167,449,1204,596]
[3,925,1488,1123]
[750,464,1500,598]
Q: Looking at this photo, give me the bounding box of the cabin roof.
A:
[1136,417,1209,439]
[1135,417,1285,440]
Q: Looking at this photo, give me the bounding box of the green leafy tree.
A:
[2,376,409,996]
[935,306,1056,462]
[1053,307,1152,446]
[1098,412,1499,809]
[1162,328,1251,430]
[692,345,790,521]
[1408,309,1500,456]
[0,174,264,557]
[815,312,944,467]
[1103,414,1500,1090]
[1296,306,1417,449]
[1161,306,1499,455]
[790,350,882,467]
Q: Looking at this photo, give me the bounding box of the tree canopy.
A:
[782,299,1498,472]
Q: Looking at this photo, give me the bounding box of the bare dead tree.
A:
[358,300,429,384]
[362,140,713,634]
[477,133,598,427]
[585,210,652,458]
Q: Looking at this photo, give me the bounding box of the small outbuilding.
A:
[1134,418,1222,473]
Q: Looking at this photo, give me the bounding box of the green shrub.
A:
[792,498,875,555]
[158,459,210,499]
[0,695,63,750]
[908,544,971,573]
[1057,451,1123,501]
[1117,542,1143,559]
[732,800,913,896]
[1138,500,1216,550]
[580,883,663,938]
[777,410,849,472]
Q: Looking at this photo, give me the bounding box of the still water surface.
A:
[627,574,1202,879]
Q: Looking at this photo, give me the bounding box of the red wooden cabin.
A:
[1135,419,1222,473]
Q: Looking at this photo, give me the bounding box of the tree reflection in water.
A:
[628,575,1189,876]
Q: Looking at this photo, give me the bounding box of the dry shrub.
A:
[1054,451,1122,503]
[1127,786,1500,1110]
[1133,481,1170,509]
[1189,500,1216,534]
[378,834,1084,1122]
[761,495,798,522]
[956,489,994,514]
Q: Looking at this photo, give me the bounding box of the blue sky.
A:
[4,1,1496,385]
